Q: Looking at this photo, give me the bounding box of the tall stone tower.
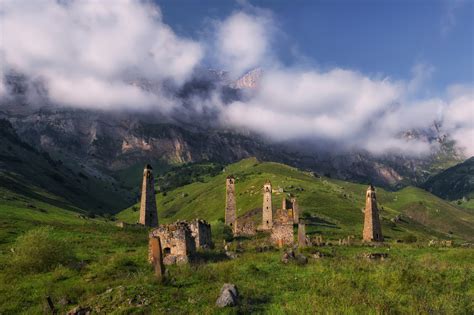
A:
[363,184,383,242]
[262,180,273,229]
[225,176,237,229]
[139,164,158,227]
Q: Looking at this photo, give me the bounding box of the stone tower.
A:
[262,180,273,229]
[139,164,158,227]
[363,184,383,242]
[225,176,237,229]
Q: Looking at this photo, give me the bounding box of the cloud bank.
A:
[0,1,472,156]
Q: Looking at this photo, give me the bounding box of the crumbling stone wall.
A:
[189,219,213,249]
[274,208,294,225]
[139,164,158,227]
[363,185,383,242]
[225,176,237,230]
[271,223,294,247]
[149,221,196,265]
[291,198,299,223]
[262,180,273,230]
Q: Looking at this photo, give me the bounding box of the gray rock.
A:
[295,253,308,265]
[363,253,389,260]
[66,306,92,315]
[216,283,239,307]
[281,249,295,264]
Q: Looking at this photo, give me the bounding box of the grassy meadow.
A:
[0,158,473,313]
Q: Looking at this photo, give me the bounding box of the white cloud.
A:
[0,1,472,157]
[0,0,203,109]
[214,11,274,77]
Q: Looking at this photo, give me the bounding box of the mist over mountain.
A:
[0,0,471,189]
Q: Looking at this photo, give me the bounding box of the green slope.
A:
[422,156,474,209]
[118,158,474,241]
[0,119,134,213]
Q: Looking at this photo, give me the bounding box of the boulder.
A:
[295,253,308,265]
[67,306,92,315]
[312,251,325,259]
[281,249,295,264]
[216,283,239,307]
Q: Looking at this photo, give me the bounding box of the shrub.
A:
[10,227,75,273]
[402,234,418,243]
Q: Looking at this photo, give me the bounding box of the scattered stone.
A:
[428,239,454,247]
[225,251,239,259]
[391,214,402,223]
[66,306,92,315]
[216,283,239,308]
[363,253,389,260]
[312,251,325,259]
[281,249,295,264]
[295,253,308,265]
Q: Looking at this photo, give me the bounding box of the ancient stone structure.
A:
[363,185,383,242]
[281,197,292,210]
[149,235,165,280]
[262,180,273,230]
[271,223,294,248]
[298,222,306,248]
[274,208,294,224]
[189,219,213,249]
[291,198,299,223]
[149,221,196,265]
[139,164,158,227]
[225,176,237,230]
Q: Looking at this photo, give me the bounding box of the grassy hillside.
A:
[422,156,474,209]
[0,158,473,313]
[0,119,134,214]
[118,158,474,242]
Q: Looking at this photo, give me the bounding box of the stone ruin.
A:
[149,219,212,265]
[149,221,195,265]
[189,219,213,249]
[270,223,294,248]
[363,184,383,242]
[225,176,237,231]
[234,208,259,236]
[261,180,273,230]
[139,164,158,227]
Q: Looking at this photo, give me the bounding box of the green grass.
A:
[118,158,474,242]
[1,157,473,313]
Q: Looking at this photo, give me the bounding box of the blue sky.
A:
[158,0,473,91]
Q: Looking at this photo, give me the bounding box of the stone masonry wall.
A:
[139,164,158,227]
[363,185,383,242]
[189,219,213,249]
[150,221,196,265]
[262,181,273,230]
[225,176,237,230]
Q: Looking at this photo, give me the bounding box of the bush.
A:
[10,227,75,273]
[402,234,418,243]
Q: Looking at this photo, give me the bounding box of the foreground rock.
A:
[216,283,239,307]
[363,253,389,260]
[67,306,92,315]
[281,249,296,264]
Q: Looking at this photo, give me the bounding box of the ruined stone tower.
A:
[262,180,273,230]
[291,197,299,223]
[225,176,237,229]
[363,184,383,242]
[139,164,158,227]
